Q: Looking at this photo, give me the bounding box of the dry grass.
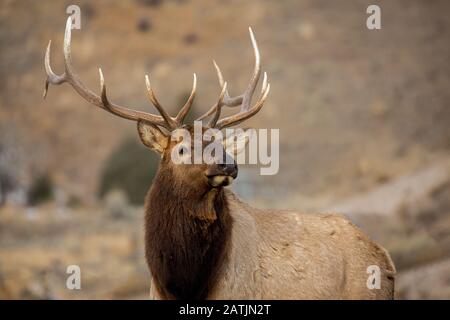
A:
[0,204,149,299]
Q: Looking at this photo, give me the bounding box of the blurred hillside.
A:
[1,0,449,203]
[0,0,449,299]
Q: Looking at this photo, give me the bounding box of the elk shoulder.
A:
[206,190,396,299]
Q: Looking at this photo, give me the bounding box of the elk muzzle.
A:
[206,162,238,188]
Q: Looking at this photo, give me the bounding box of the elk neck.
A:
[144,165,233,300]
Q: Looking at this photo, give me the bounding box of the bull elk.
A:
[44,17,395,299]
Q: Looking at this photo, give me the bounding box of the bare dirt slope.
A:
[1,0,449,201]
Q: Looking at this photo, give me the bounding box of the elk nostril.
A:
[225,163,237,174]
[216,162,237,176]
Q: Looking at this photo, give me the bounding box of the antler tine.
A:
[261,71,268,93]
[61,17,103,108]
[43,17,106,109]
[175,73,197,123]
[212,61,243,106]
[43,16,172,129]
[204,27,270,129]
[195,61,243,122]
[216,81,270,129]
[208,82,227,128]
[98,68,142,121]
[43,41,65,99]
[145,75,178,129]
[99,68,110,107]
[240,27,261,112]
[195,104,216,121]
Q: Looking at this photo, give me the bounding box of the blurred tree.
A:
[28,174,53,206]
[0,127,24,206]
[99,137,159,205]
[0,171,15,206]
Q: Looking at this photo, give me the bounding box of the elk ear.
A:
[223,129,256,156]
[137,120,168,155]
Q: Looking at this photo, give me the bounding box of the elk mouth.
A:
[206,162,238,188]
[207,175,235,188]
[206,170,238,188]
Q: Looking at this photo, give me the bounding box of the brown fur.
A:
[144,157,233,300]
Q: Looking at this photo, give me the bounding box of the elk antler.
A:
[197,27,271,129]
[43,16,196,131]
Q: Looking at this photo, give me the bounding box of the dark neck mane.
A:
[144,168,233,300]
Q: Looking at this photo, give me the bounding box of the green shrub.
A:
[28,174,53,206]
[99,137,159,205]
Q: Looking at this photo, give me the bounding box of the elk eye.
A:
[179,147,186,155]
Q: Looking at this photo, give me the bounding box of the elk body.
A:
[44,17,396,299]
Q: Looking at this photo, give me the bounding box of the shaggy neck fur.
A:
[144,166,233,300]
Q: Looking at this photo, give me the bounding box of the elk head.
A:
[44,17,270,193]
